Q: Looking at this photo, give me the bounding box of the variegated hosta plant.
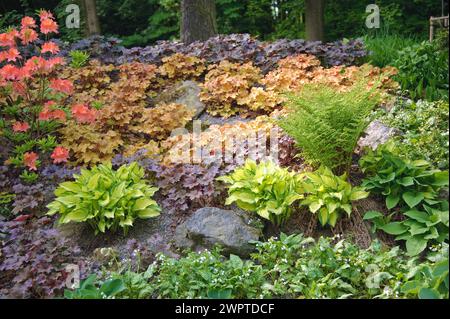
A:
[300,166,369,227]
[47,162,161,234]
[217,160,304,226]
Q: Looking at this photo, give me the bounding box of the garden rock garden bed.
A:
[0,12,448,299]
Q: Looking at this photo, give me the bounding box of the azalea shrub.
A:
[47,162,161,234]
[0,11,71,179]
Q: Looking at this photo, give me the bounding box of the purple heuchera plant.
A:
[63,34,367,71]
[0,217,86,298]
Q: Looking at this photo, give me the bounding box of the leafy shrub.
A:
[71,233,440,299]
[252,234,411,299]
[200,60,262,118]
[401,243,449,299]
[148,248,266,299]
[64,274,125,299]
[59,120,123,166]
[163,115,277,167]
[69,50,90,69]
[262,55,397,95]
[139,103,193,140]
[262,54,322,92]
[0,12,73,176]
[152,162,223,214]
[158,53,206,80]
[300,166,369,227]
[360,143,449,256]
[0,216,85,298]
[63,60,114,105]
[379,99,449,169]
[363,34,420,68]
[47,163,161,234]
[278,80,382,174]
[114,34,367,69]
[360,142,449,211]
[394,41,449,101]
[218,160,303,226]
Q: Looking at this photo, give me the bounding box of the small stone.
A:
[155,80,205,118]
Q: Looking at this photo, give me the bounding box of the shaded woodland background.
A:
[1,0,448,46]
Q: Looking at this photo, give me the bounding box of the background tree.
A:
[83,0,101,35]
[305,0,324,41]
[1,0,447,44]
[181,0,218,44]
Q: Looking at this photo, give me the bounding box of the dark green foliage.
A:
[360,143,449,256]
[66,234,449,299]
[64,274,125,299]
[2,0,444,44]
[394,40,449,101]
[363,33,420,68]
[401,246,449,299]
[360,142,449,212]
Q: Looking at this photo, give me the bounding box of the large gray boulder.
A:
[174,207,262,257]
[155,80,205,118]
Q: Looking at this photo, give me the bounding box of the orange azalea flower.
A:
[12,122,30,132]
[51,146,69,164]
[0,64,20,81]
[46,57,65,69]
[21,16,36,29]
[40,19,58,34]
[39,10,54,20]
[0,64,19,81]
[51,109,66,121]
[3,47,21,62]
[45,101,57,108]
[41,41,59,54]
[39,103,67,122]
[72,104,97,124]
[20,28,38,45]
[39,106,52,121]
[0,29,18,47]
[23,152,38,171]
[24,56,59,74]
[49,79,73,95]
[24,56,44,73]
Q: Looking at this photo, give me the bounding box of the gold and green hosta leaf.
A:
[218,160,304,226]
[47,162,161,234]
[300,166,369,227]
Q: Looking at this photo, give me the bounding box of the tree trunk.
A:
[305,0,324,41]
[181,0,218,44]
[83,0,101,35]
